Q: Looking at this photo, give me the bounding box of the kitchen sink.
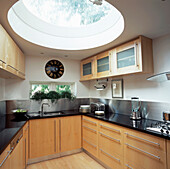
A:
[26,111,65,118]
[43,111,65,116]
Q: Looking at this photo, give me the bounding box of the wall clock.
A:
[45,60,64,79]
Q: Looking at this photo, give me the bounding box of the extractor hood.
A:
[147,72,170,82]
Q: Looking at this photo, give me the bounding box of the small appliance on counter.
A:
[79,105,91,113]
[91,102,105,116]
[163,111,170,122]
[130,97,141,120]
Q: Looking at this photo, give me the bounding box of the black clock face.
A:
[45,60,64,79]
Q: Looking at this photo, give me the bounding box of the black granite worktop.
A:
[0,110,169,155]
[0,114,27,155]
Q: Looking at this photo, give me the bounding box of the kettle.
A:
[130,97,141,120]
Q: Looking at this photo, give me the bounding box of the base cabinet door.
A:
[29,118,59,159]
[0,145,11,169]
[167,140,170,169]
[10,137,24,169]
[60,116,81,152]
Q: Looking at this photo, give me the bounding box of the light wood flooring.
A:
[27,152,105,169]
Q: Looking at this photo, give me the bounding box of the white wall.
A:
[0,78,5,101]
[5,55,90,100]
[89,34,170,103]
[2,33,170,102]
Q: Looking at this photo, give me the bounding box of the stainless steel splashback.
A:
[4,98,170,121]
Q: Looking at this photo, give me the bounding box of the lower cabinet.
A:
[0,145,11,169]
[10,136,24,169]
[60,116,82,152]
[167,140,170,169]
[29,118,59,159]
[98,121,124,169]
[23,122,29,168]
[29,116,82,160]
[124,128,167,169]
[82,116,98,158]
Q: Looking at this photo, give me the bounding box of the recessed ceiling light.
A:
[40,52,44,55]
[64,55,68,58]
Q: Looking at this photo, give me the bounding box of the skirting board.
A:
[28,148,83,164]
[83,149,111,169]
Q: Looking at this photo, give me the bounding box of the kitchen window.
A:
[30,82,75,98]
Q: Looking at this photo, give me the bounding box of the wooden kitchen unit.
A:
[80,36,153,81]
[167,140,170,169]
[0,24,25,79]
[60,116,82,152]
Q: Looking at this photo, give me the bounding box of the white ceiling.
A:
[0,0,170,60]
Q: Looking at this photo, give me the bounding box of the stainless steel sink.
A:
[43,111,65,117]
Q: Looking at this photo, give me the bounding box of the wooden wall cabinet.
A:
[60,116,82,152]
[112,36,153,76]
[80,36,153,81]
[80,57,95,81]
[0,24,25,79]
[95,51,112,78]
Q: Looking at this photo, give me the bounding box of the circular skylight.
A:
[23,0,113,27]
[8,0,124,50]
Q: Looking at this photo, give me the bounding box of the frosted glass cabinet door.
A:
[115,39,142,75]
[96,51,112,78]
[80,57,95,80]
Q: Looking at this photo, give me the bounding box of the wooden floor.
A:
[27,152,105,169]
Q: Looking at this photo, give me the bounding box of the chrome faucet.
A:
[40,103,50,116]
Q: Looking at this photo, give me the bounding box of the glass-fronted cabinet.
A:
[96,51,112,78]
[80,57,95,81]
[114,39,142,75]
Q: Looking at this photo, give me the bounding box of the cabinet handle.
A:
[54,120,56,152]
[124,132,160,146]
[83,125,97,133]
[24,125,29,131]
[0,59,6,64]
[18,71,25,76]
[99,132,120,143]
[135,43,139,67]
[0,149,12,167]
[83,119,97,125]
[7,65,18,71]
[99,148,120,162]
[99,124,120,133]
[125,164,133,169]
[83,139,97,148]
[125,143,160,160]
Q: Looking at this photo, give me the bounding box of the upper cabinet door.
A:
[0,25,7,68]
[96,51,112,78]
[80,57,95,81]
[6,34,18,75]
[114,39,142,75]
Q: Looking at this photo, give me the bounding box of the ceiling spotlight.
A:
[89,0,103,5]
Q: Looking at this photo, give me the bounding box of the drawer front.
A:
[99,131,123,157]
[124,128,166,153]
[83,126,97,146]
[82,116,98,130]
[124,143,166,169]
[124,162,144,169]
[99,148,123,169]
[99,122,123,140]
[0,145,10,165]
[83,138,98,157]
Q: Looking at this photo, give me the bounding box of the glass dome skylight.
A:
[23,0,113,27]
[8,0,124,50]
